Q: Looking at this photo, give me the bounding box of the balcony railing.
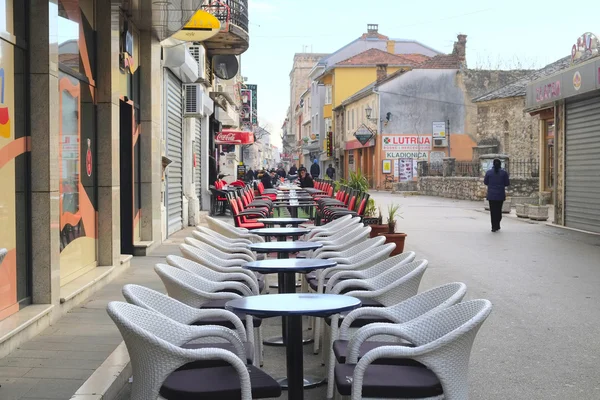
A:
[205,0,249,33]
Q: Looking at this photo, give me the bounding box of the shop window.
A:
[544,120,554,190]
[0,0,30,317]
[57,0,98,286]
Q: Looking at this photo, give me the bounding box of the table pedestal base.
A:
[263,334,314,346]
[278,375,326,389]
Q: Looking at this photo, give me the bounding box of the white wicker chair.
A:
[107,302,281,400]
[196,225,254,246]
[335,299,492,400]
[191,230,257,259]
[325,282,467,398]
[325,251,416,291]
[206,216,265,243]
[184,236,256,262]
[299,225,371,259]
[121,284,257,366]
[313,236,387,261]
[166,255,260,295]
[309,243,396,354]
[305,215,360,239]
[154,264,261,356]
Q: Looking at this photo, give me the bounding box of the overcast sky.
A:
[242,0,591,148]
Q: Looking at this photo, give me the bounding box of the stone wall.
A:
[475,97,540,161]
[418,176,538,201]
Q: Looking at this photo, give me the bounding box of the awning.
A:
[215,129,254,145]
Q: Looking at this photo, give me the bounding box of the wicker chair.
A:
[121,284,256,366]
[325,282,467,398]
[298,225,371,259]
[166,256,261,295]
[192,231,256,256]
[154,264,263,361]
[205,216,265,243]
[107,302,280,400]
[196,226,253,246]
[304,215,360,239]
[309,243,396,354]
[334,299,492,400]
[184,236,256,262]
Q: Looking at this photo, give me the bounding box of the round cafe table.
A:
[226,294,361,399]
[250,227,310,242]
[257,217,309,227]
[244,258,337,352]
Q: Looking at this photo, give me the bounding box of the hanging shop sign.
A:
[215,129,254,145]
[382,135,432,151]
[353,124,375,146]
[171,10,221,41]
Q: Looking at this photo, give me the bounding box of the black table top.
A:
[249,241,323,253]
[250,227,310,237]
[257,218,309,224]
[273,203,315,208]
[226,294,361,318]
[243,258,337,273]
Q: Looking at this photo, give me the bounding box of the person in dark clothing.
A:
[289,165,298,175]
[326,163,335,180]
[298,167,314,188]
[269,169,279,186]
[310,159,320,179]
[245,167,254,182]
[277,166,286,179]
[484,159,510,232]
[261,169,274,189]
[209,155,218,185]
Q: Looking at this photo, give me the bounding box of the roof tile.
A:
[336,48,417,67]
[417,54,462,69]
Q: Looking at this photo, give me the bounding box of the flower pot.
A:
[516,204,529,218]
[483,199,489,211]
[369,224,388,238]
[528,205,549,221]
[378,232,407,255]
[502,197,512,214]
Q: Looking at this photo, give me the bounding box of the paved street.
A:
[2,193,600,400]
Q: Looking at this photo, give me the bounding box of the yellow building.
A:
[316,49,420,179]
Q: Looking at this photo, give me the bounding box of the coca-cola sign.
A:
[215,130,254,145]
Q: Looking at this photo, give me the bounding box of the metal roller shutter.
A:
[166,71,184,235]
[565,95,600,233]
[195,118,202,201]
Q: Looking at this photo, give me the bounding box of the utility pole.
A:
[447,119,451,158]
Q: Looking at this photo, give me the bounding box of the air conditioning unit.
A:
[188,45,205,81]
[183,84,203,117]
[433,138,448,147]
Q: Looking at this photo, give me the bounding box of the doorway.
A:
[120,100,134,255]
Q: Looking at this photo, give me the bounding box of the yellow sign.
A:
[171,10,221,42]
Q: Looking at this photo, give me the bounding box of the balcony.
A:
[202,0,249,55]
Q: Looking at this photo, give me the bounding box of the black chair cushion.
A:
[324,313,392,327]
[332,340,421,366]
[161,365,281,400]
[180,342,253,366]
[334,363,442,398]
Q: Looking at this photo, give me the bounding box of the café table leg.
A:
[285,314,304,399]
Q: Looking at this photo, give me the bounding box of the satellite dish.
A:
[212,55,239,80]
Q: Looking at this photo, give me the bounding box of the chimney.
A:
[386,40,395,54]
[376,64,388,82]
[366,24,379,37]
[452,34,467,66]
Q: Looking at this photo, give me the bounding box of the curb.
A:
[71,341,131,400]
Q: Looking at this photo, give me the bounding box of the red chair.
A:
[228,195,265,229]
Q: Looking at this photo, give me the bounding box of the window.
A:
[325,85,332,105]
[503,120,510,154]
[545,120,555,190]
[325,118,332,135]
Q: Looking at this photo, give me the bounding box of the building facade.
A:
[525,32,600,234]
[0,0,249,355]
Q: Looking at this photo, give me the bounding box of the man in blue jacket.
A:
[484,159,510,232]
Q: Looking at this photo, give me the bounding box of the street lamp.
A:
[365,105,373,120]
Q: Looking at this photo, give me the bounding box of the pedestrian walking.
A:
[484,159,510,232]
[326,163,335,180]
[310,159,320,179]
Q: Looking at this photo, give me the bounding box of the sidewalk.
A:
[0,230,185,400]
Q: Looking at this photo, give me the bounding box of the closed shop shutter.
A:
[565,95,600,233]
[195,118,202,200]
[166,71,184,235]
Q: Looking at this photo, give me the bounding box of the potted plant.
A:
[377,203,407,255]
[528,199,549,221]
[366,205,387,237]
